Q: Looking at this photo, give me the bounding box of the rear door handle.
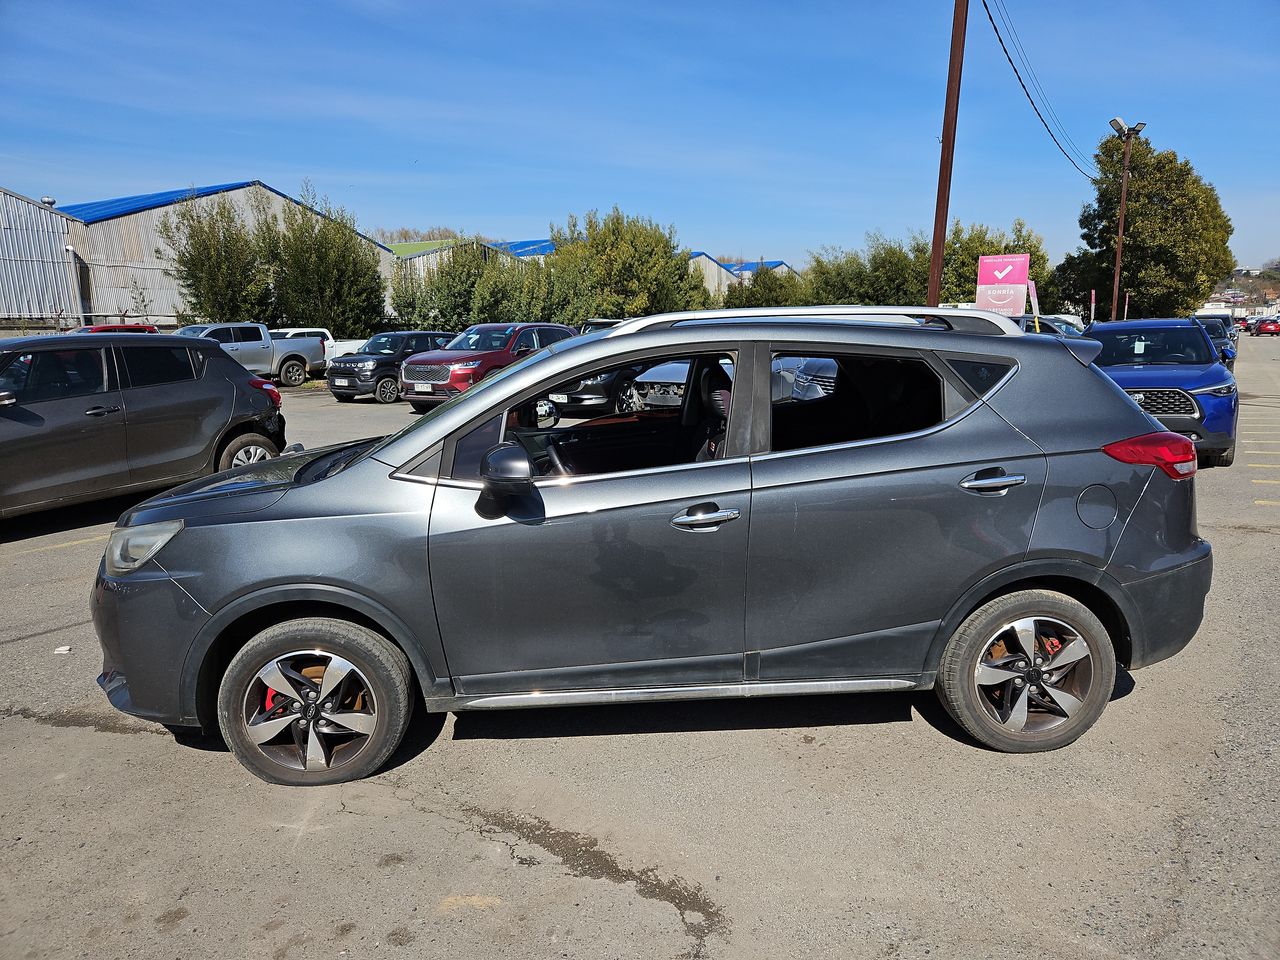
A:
[84,405,121,417]
[671,506,741,530]
[960,472,1026,495]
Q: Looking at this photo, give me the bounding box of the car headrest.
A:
[708,388,731,419]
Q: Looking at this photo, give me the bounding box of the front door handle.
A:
[84,405,121,417]
[960,471,1026,495]
[671,505,741,530]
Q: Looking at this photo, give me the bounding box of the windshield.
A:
[1200,320,1227,339]
[361,344,556,462]
[177,325,208,337]
[446,326,515,352]
[580,321,616,334]
[1093,327,1214,365]
[360,334,404,355]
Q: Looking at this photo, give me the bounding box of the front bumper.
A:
[92,561,209,727]
[1122,546,1213,670]
[401,381,464,403]
[1152,414,1233,452]
[327,373,377,396]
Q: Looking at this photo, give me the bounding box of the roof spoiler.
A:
[1062,337,1102,365]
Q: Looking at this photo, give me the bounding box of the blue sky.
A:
[2,0,1276,267]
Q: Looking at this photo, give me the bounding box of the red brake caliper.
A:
[1044,636,1062,656]
[264,688,277,711]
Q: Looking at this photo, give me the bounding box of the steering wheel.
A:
[545,439,573,476]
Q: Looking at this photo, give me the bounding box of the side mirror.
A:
[1221,347,1236,362]
[534,399,560,428]
[0,390,15,408]
[514,346,532,357]
[480,442,534,496]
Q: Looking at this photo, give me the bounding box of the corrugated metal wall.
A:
[690,253,735,298]
[0,189,84,324]
[81,184,397,322]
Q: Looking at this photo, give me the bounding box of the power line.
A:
[991,0,1100,175]
[978,0,1099,183]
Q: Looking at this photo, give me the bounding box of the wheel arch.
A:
[923,561,1139,677]
[276,354,308,378]
[182,585,450,732]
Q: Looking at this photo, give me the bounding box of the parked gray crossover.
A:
[91,307,1212,785]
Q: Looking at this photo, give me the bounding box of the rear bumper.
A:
[1122,544,1213,670]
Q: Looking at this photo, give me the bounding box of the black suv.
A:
[1,333,286,518]
[91,307,1211,785]
[326,331,451,404]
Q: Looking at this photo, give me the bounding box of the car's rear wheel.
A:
[936,590,1115,753]
[374,376,399,404]
[217,618,413,786]
[278,359,306,387]
[218,432,279,471]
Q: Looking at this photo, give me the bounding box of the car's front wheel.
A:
[374,376,399,404]
[217,618,413,786]
[935,590,1115,753]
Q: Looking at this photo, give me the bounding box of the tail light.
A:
[1102,431,1196,480]
[249,376,282,408]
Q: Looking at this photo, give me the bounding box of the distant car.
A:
[1087,318,1238,467]
[1010,315,1082,338]
[579,318,623,334]
[177,322,326,386]
[71,324,158,334]
[0,333,286,518]
[399,322,577,413]
[326,331,451,404]
[1194,317,1237,369]
[271,327,367,364]
[1253,318,1280,336]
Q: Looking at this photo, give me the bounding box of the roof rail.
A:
[603,305,1022,338]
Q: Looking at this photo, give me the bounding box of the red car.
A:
[72,324,159,334]
[399,322,576,412]
[1253,318,1280,337]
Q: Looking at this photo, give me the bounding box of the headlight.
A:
[1190,381,1236,397]
[104,520,184,577]
[357,360,376,369]
[449,360,482,370]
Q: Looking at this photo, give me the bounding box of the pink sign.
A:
[976,253,1031,316]
[977,254,1030,286]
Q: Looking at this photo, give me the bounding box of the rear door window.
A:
[233,326,265,343]
[121,346,197,388]
[769,352,944,452]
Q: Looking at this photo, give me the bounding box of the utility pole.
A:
[1109,117,1145,321]
[927,0,970,307]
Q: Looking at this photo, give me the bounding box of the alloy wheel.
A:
[231,444,273,467]
[240,649,378,772]
[375,378,398,403]
[972,616,1095,735]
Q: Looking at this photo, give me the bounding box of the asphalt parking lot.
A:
[2,349,1278,960]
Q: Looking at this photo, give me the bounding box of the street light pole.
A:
[927,0,969,307]
[1108,117,1145,321]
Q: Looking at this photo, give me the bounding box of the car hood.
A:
[328,351,396,364]
[403,349,495,365]
[118,443,361,526]
[1097,362,1230,391]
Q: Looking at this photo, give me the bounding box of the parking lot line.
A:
[1252,479,1280,484]
[10,534,109,558]
[1246,464,1280,468]
[1254,500,1280,506]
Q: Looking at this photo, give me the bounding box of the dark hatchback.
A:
[326,331,451,404]
[1,333,285,518]
[91,306,1211,786]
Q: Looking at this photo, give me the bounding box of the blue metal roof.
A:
[489,238,555,258]
[58,181,259,224]
[727,259,790,274]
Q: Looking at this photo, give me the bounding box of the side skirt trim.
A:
[427,676,920,712]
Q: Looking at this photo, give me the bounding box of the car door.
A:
[117,344,232,484]
[745,345,1047,681]
[0,345,128,514]
[427,347,753,695]
[233,325,272,373]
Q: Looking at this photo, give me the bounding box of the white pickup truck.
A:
[176,323,326,386]
[272,327,367,364]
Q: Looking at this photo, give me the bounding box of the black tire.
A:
[1210,446,1235,468]
[374,376,399,404]
[217,618,413,786]
[278,358,306,388]
[217,432,279,471]
[935,589,1116,753]
[332,393,354,403]
[409,402,432,414]
[614,378,641,414]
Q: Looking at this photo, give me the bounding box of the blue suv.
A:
[1088,318,1238,467]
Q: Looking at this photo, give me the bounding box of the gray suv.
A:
[91,307,1212,785]
[1,333,286,518]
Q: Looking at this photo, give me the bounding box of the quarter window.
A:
[770,352,944,452]
[121,346,197,388]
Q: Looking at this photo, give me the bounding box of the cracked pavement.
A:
[2,349,1279,959]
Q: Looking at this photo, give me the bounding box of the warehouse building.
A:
[688,251,737,300]
[0,187,89,330]
[54,180,397,325]
[724,258,797,280]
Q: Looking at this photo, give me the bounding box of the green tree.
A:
[416,240,491,331]
[156,191,274,324]
[390,260,435,327]
[471,254,550,326]
[805,234,931,305]
[273,184,386,339]
[723,264,807,308]
[1056,136,1234,318]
